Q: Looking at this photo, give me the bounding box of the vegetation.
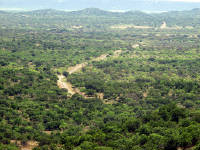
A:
[0,8,200,150]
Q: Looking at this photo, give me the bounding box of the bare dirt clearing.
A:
[10,140,38,150]
[71,25,83,29]
[111,24,152,29]
[160,21,167,29]
[132,44,139,49]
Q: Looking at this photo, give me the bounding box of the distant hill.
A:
[156,8,200,27]
[1,8,200,29]
[0,10,8,14]
[69,8,115,16]
[19,9,67,16]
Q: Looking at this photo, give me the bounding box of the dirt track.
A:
[57,75,76,95]
[57,50,122,98]
[67,63,87,74]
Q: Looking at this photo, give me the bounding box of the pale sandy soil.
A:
[111,24,152,29]
[160,21,167,29]
[10,140,38,150]
[67,63,87,74]
[35,43,40,47]
[143,92,148,98]
[57,75,98,98]
[177,146,194,150]
[185,26,193,29]
[57,75,75,95]
[96,93,104,100]
[71,25,82,29]
[132,44,139,49]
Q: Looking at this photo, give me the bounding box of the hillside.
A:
[0,8,200,150]
[0,8,200,29]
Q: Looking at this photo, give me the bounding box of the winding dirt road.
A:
[57,50,122,98]
[67,63,87,75]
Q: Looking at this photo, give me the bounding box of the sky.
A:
[1,0,200,11]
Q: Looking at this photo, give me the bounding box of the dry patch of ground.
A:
[35,43,40,47]
[177,146,195,150]
[57,75,76,95]
[160,21,167,29]
[111,24,152,30]
[185,26,194,29]
[57,75,100,98]
[132,44,139,49]
[71,25,83,29]
[143,92,148,98]
[96,93,104,100]
[67,63,87,74]
[11,140,38,150]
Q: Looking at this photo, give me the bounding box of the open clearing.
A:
[10,140,38,150]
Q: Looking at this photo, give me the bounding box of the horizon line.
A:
[0,7,198,13]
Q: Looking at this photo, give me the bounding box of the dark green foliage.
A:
[0,9,200,150]
[63,71,69,77]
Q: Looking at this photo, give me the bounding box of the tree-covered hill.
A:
[1,8,200,29]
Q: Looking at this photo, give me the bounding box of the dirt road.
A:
[67,63,87,74]
[57,50,122,98]
[57,75,76,95]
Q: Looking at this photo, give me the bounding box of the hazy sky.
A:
[1,0,200,11]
